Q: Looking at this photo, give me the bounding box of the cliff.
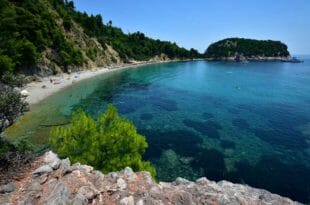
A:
[204,38,291,61]
[0,151,302,205]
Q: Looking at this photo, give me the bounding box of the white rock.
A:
[124,167,134,176]
[136,199,144,205]
[32,165,53,176]
[21,89,29,96]
[196,177,210,185]
[44,151,61,170]
[80,165,93,173]
[117,178,127,190]
[120,196,134,205]
[174,177,190,185]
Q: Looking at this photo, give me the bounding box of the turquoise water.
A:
[5,59,310,203]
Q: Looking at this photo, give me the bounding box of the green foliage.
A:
[0,137,15,157]
[1,72,26,87]
[205,38,290,58]
[0,85,28,123]
[0,55,15,74]
[13,136,35,154]
[17,40,39,66]
[63,15,73,31]
[0,0,201,76]
[49,104,156,177]
[64,2,202,61]
[0,0,84,75]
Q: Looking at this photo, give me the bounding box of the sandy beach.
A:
[24,60,178,105]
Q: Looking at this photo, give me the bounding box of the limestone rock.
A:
[57,158,72,176]
[32,165,53,176]
[77,186,98,200]
[0,182,15,193]
[117,178,127,190]
[44,151,58,164]
[5,151,302,205]
[71,194,88,205]
[120,196,134,205]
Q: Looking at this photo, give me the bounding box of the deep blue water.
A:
[5,58,310,203]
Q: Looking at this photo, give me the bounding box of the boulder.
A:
[117,178,127,190]
[120,196,134,205]
[77,186,98,200]
[0,182,15,193]
[56,158,72,176]
[26,181,42,192]
[71,194,88,205]
[174,177,190,185]
[32,165,53,177]
[44,151,61,170]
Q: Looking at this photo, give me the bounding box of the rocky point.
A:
[0,151,302,205]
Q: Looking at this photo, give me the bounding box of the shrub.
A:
[0,85,28,124]
[49,104,156,177]
[1,72,26,87]
[0,55,14,75]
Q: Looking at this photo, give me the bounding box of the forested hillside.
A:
[0,0,201,76]
[205,38,290,59]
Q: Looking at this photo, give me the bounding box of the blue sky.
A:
[72,0,310,54]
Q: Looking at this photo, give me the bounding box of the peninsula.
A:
[204,38,301,62]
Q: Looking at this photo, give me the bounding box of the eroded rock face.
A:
[1,151,302,205]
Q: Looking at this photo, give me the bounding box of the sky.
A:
[72,0,310,54]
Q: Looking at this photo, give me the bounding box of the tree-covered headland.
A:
[0,0,202,76]
[205,38,290,60]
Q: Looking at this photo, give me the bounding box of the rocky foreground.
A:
[0,151,302,205]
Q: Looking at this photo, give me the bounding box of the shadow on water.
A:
[232,118,251,130]
[202,95,230,108]
[202,112,214,120]
[237,102,310,150]
[191,148,227,181]
[149,96,178,111]
[140,113,153,121]
[252,128,308,149]
[228,155,310,203]
[140,129,203,159]
[227,107,241,114]
[220,140,235,149]
[183,119,222,139]
[140,126,310,203]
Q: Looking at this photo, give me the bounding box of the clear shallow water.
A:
[4,59,310,203]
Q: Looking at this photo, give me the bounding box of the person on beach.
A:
[50,78,53,83]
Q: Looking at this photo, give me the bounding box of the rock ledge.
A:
[0,151,302,205]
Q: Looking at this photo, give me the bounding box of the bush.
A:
[49,104,156,177]
[1,72,26,87]
[0,85,28,124]
[0,55,14,75]
[63,15,73,31]
[16,40,39,66]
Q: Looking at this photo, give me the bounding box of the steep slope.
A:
[0,0,201,77]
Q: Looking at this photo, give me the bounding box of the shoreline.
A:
[24,59,188,105]
[205,56,303,63]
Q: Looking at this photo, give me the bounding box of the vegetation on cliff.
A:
[204,38,290,59]
[49,104,156,177]
[0,73,28,132]
[0,0,201,76]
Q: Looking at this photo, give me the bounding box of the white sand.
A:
[24,61,173,105]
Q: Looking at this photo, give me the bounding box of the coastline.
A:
[23,59,186,105]
[205,56,303,63]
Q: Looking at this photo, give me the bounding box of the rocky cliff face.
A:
[33,17,123,77]
[0,151,302,205]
